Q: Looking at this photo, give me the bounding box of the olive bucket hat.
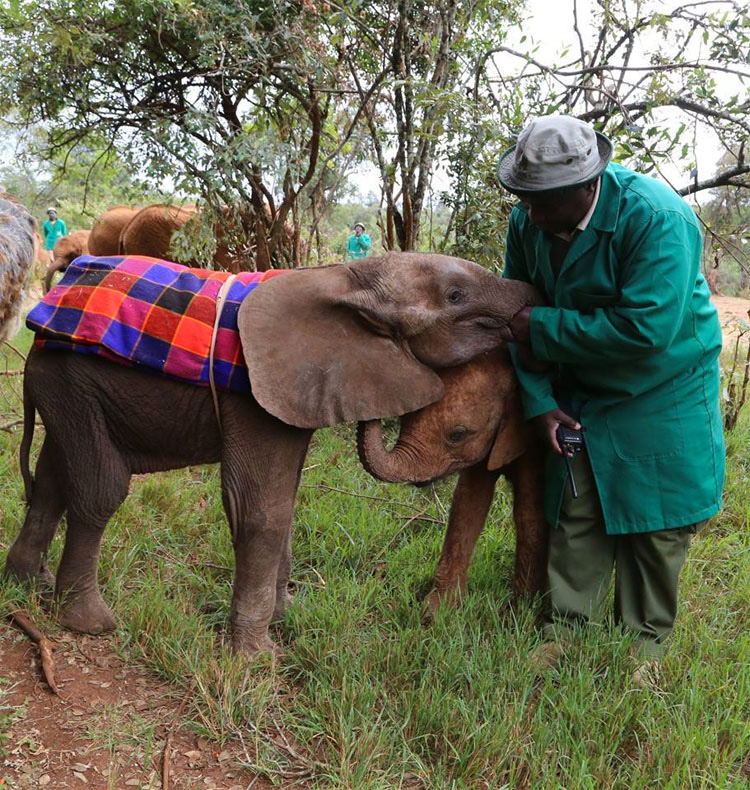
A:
[497,115,613,195]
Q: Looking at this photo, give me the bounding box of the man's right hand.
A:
[534,408,580,455]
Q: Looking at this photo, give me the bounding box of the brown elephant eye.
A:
[447,426,469,443]
[447,288,465,304]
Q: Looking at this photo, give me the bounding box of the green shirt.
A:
[42,218,68,250]
[504,163,724,534]
[347,232,371,260]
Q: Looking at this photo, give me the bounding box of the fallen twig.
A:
[8,609,58,694]
[0,369,24,376]
[162,679,196,790]
[0,419,23,432]
[2,341,27,363]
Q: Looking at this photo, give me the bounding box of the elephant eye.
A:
[447,426,469,443]
[447,288,465,304]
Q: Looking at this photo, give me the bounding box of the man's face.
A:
[47,211,56,220]
[519,183,596,234]
[354,225,364,236]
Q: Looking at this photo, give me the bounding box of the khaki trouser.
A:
[542,451,701,659]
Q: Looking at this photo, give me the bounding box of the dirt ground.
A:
[0,623,276,789]
[712,294,750,338]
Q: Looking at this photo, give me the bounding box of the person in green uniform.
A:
[496,116,724,687]
[347,222,371,260]
[42,208,68,262]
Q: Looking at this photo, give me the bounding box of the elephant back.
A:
[27,254,287,393]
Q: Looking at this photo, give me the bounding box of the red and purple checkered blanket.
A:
[26,255,287,394]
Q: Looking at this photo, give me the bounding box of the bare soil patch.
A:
[0,623,275,789]
[712,294,750,338]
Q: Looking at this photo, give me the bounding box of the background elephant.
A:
[44,229,91,293]
[358,348,546,612]
[5,252,541,656]
[0,193,35,343]
[118,203,196,260]
[119,203,293,272]
[87,205,140,256]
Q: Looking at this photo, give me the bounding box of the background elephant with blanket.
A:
[5,252,541,656]
[358,348,547,613]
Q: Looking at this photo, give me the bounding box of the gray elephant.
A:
[0,193,36,343]
[5,252,540,656]
[358,348,547,613]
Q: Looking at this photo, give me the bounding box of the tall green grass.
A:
[1,329,749,788]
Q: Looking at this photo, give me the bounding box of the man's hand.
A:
[508,306,532,343]
[534,408,580,455]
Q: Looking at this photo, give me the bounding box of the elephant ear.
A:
[237,266,444,428]
[487,389,528,470]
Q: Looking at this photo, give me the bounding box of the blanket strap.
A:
[209,274,238,435]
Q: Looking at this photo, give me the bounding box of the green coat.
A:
[42,218,67,250]
[347,232,371,259]
[504,163,724,535]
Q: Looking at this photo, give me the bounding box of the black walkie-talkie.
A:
[556,425,585,498]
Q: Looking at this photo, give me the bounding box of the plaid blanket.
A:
[26,255,287,394]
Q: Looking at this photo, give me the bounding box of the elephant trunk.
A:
[43,261,63,294]
[357,420,423,483]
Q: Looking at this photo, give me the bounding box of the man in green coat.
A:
[347,222,371,260]
[42,207,68,262]
[497,116,724,686]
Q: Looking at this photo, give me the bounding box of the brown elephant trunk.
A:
[357,420,417,483]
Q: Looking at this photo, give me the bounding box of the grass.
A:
[1,323,750,789]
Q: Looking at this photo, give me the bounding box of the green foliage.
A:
[0,127,167,230]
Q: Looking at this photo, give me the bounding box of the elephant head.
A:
[44,230,91,293]
[239,253,541,429]
[357,348,528,484]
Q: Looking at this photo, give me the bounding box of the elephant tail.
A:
[20,370,35,503]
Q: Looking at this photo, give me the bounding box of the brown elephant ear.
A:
[487,389,528,470]
[237,266,444,428]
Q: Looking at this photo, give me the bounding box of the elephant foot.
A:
[272,589,294,623]
[58,589,116,634]
[5,547,56,594]
[231,626,283,660]
[422,584,462,624]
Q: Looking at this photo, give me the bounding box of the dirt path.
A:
[0,623,275,789]
[712,294,750,338]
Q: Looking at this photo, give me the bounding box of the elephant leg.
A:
[425,463,501,616]
[55,461,131,635]
[272,527,294,623]
[5,436,66,588]
[505,450,547,597]
[221,415,312,657]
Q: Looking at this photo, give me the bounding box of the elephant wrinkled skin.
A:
[358,348,547,612]
[5,253,541,656]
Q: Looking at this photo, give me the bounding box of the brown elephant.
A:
[358,348,547,612]
[118,203,196,260]
[0,193,35,343]
[88,205,140,256]
[44,230,91,293]
[5,253,541,656]
[118,203,292,272]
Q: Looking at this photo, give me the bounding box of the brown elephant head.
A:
[238,253,541,429]
[44,230,91,293]
[357,348,529,484]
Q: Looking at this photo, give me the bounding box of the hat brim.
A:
[497,131,613,196]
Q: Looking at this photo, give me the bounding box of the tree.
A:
[479,0,750,194]
[0,0,370,269]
